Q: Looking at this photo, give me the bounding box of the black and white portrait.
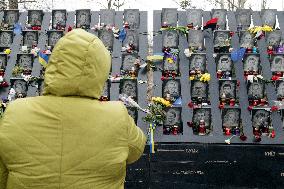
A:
[212,9,227,29]
[216,54,232,72]
[162,30,178,48]
[236,9,251,29]
[191,80,208,99]
[266,31,281,47]
[123,30,139,49]
[17,54,33,70]
[161,8,177,26]
[276,81,284,99]
[271,55,284,72]
[76,9,91,28]
[122,53,138,72]
[219,80,236,99]
[222,108,240,128]
[28,10,43,26]
[124,9,140,29]
[193,108,211,128]
[240,31,254,48]
[243,55,260,72]
[48,31,63,47]
[261,9,276,27]
[163,79,180,100]
[23,31,38,47]
[214,31,230,47]
[120,79,137,99]
[4,10,19,26]
[188,30,204,49]
[0,54,7,69]
[248,82,264,99]
[189,54,206,72]
[252,109,270,128]
[0,31,13,47]
[52,10,66,27]
[12,79,28,98]
[127,107,138,123]
[163,56,179,72]
[164,108,181,126]
[99,29,113,50]
[100,9,115,26]
[186,9,202,26]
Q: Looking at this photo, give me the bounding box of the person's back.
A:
[0,29,146,189]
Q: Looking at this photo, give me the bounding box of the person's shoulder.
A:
[103,101,128,113]
[5,97,39,112]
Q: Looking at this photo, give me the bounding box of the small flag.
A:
[173,97,182,106]
[118,28,127,42]
[231,48,246,62]
[39,51,49,68]
[13,23,22,35]
[203,18,218,30]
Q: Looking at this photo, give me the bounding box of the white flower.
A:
[247,75,255,83]
[22,74,32,82]
[213,53,217,58]
[225,139,231,145]
[0,76,3,83]
[184,48,192,58]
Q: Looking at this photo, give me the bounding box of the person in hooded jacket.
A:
[0,29,146,189]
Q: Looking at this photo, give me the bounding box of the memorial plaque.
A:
[271,55,284,72]
[28,10,43,26]
[163,54,179,73]
[162,79,181,101]
[252,109,271,129]
[76,9,91,28]
[219,80,236,99]
[124,9,140,29]
[261,9,276,27]
[120,79,137,100]
[47,31,63,48]
[0,31,13,48]
[212,9,227,30]
[122,53,138,72]
[4,10,19,27]
[162,30,178,48]
[0,54,7,70]
[186,9,202,26]
[243,54,260,72]
[11,79,28,98]
[266,31,282,47]
[188,30,204,49]
[276,81,284,100]
[247,82,265,100]
[191,80,208,101]
[214,31,230,48]
[23,31,38,47]
[17,54,33,70]
[236,9,251,29]
[161,8,177,26]
[192,108,211,129]
[189,54,206,72]
[123,30,139,50]
[216,54,232,72]
[127,107,138,124]
[239,31,255,48]
[222,108,240,128]
[164,108,181,126]
[98,29,114,50]
[100,9,115,26]
[52,10,67,28]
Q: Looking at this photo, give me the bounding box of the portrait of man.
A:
[163,80,180,99]
[193,108,211,128]
[53,10,66,26]
[0,55,7,69]
[163,30,178,48]
[76,10,90,27]
[100,10,115,26]
[267,31,281,46]
[243,55,259,72]
[29,11,42,26]
[217,55,232,72]
[220,80,236,99]
[240,32,254,48]
[261,10,276,27]
[212,10,226,29]
[5,11,18,26]
[188,30,204,49]
[190,54,206,72]
[0,32,12,47]
[122,54,137,71]
[99,30,113,49]
[186,10,202,26]
[252,109,270,128]
[120,80,137,99]
[163,57,178,72]
[48,31,63,47]
[236,9,251,28]
[162,9,177,26]
[124,10,139,29]
[191,81,207,99]
[164,108,180,126]
[277,81,284,99]
[18,54,32,70]
[214,31,229,47]
[248,82,264,99]
[271,55,284,72]
[222,109,240,128]
[24,32,37,47]
[123,30,139,49]
[13,80,28,98]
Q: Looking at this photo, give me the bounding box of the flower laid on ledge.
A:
[248,25,273,34]
[0,76,9,88]
[4,49,11,55]
[200,73,211,82]
[160,26,189,36]
[152,97,171,108]
[225,134,247,145]
[12,66,24,76]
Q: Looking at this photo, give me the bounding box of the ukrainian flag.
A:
[39,51,49,68]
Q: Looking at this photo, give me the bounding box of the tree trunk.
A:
[107,0,112,9]
[9,0,18,9]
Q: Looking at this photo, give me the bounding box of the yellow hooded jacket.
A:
[0,29,146,189]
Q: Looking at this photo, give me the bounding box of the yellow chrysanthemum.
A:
[189,76,195,80]
[166,58,174,63]
[4,49,11,55]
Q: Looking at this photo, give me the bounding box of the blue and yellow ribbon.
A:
[149,123,155,153]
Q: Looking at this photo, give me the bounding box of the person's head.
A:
[14,80,27,98]
[55,11,64,23]
[218,56,231,71]
[246,57,258,71]
[222,83,232,95]
[166,110,177,125]
[272,57,284,71]
[192,81,205,97]
[192,56,204,70]
[166,80,178,95]
[49,32,61,46]
[43,29,111,98]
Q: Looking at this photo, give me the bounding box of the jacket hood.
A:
[43,29,111,99]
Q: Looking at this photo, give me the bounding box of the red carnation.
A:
[272,75,280,81]
[188,102,194,108]
[219,104,224,109]
[271,130,276,138]
[271,106,279,112]
[240,135,247,141]
[247,106,253,111]
[0,81,9,88]
[161,76,165,81]
[67,26,73,32]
